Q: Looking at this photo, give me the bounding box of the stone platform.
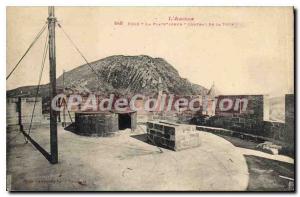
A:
[7,125,249,191]
[147,121,200,151]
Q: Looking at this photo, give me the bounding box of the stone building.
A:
[204,94,294,149]
[6,97,43,131]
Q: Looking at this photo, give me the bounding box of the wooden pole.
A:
[62,70,66,127]
[48,6,58,164]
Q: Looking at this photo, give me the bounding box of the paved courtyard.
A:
[7,125,250,191]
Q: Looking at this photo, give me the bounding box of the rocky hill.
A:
[7,55,207,97]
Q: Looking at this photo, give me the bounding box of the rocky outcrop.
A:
[7,55,207,97]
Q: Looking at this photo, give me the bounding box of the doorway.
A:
[118,113,131,130]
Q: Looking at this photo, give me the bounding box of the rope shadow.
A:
[21,129,52,163]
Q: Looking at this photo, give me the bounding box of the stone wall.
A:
[6,97,43,131]
[214,95,269,120]
[146,121,200,151]
[209,94,268,138]
[6,98,19,126]
[262,121,286,141]
[206,114,288,142]
[285,94,294,147]
[142,110,199,125]
[152,111,179,123]
[205,94,294,146]
[130,112,137,130]
[75,112,119,137]
[207,116,263,136]
[19,97,43,125]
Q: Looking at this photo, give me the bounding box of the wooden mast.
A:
[48,6,58,164]
[62,70,66,127]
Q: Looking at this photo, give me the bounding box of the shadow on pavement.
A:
[245,155,294,191]
[20,130,52,163]
[130,133,148,142]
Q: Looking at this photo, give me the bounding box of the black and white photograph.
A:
[4,3,296,192]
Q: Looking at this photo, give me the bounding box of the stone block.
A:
[146,120,200,151]
[147,122,153,129]
[256,141,282,155]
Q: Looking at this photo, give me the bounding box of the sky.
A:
[6,7,294,96]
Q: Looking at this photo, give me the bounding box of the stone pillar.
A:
[263,95,270,121]
[285,94,294,146]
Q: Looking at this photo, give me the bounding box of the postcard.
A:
[6,6,294,191]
